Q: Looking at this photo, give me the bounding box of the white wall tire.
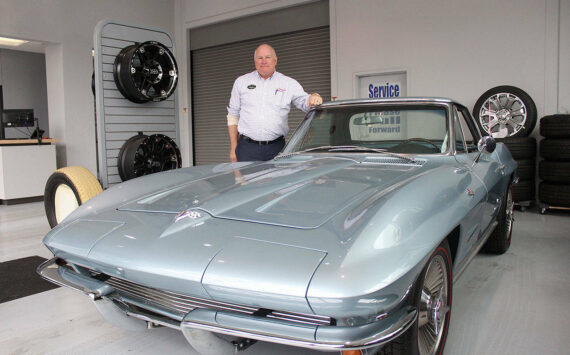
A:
[44,166,102,228]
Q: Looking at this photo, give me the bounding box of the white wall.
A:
[0,0,174,173]
[330,0,565,123]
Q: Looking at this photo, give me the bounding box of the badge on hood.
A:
[247,84,256,89]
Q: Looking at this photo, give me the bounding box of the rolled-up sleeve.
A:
[227,78,241,117]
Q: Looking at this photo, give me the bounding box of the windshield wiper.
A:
[326,146,417,163]
[277,145,416,163]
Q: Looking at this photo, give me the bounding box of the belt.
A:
[239,134,284,145]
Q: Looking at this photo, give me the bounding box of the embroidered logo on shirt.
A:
[247,84,256,89]
[275,88,287,95]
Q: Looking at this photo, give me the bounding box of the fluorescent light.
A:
[0,37,29,47]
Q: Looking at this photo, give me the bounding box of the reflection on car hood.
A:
[118,155,426,229]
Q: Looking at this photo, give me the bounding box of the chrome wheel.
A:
[418,254,450,355]
[478,92,527,137]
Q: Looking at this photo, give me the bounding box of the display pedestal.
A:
[0,140,58,204]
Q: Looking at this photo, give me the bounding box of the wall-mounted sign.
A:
[356,71,407,99]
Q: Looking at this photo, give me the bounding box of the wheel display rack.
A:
[93,20,179,188]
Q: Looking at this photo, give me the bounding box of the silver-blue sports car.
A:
[38,98,517,355]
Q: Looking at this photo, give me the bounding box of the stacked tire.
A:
[496,137,536,205]
[539,114,570,212]
[472,85,538,207]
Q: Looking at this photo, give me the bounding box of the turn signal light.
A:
[342,351,363,355]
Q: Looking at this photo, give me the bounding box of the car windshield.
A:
[283,105,450,155]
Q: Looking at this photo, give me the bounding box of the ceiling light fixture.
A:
[0,36,29,47]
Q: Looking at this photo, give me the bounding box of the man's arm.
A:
[228,123,239,162]
[290,79,322,112]
[227,78,241,162]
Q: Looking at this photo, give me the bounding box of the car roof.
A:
[318,97,457,108]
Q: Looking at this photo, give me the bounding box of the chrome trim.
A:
[181,308,417,351]
[319,97,454,108]
[105,276,332,327]
[106,277,259,317]
[37,258,112,299]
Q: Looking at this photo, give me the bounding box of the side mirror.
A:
[477,135,496,154]
[472,136,496,167]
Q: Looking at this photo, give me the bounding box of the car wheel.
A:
[118,133,182,181]
[44,166,103,228]
[484,183,514,254]
[378,241,452,355]
[473,86,537,138]
[113,41,178,103]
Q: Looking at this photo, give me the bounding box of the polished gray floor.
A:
[0,202,568,354]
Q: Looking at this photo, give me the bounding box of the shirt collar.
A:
[256,70,277,81]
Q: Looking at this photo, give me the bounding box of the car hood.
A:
[117,155,425,229]
[44,155,444,314]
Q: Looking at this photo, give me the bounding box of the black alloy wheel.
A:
[113,41,178,103]
[118,134,182,181]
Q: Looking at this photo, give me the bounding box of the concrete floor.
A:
[0,202,568,354]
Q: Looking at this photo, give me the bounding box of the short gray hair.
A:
[253,44,277,59]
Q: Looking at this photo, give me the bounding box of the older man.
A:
[227,43,322,162]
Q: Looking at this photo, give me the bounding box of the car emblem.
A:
[175,209,202,223]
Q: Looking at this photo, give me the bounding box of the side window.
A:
[454,111,467,153]
[455,106,479,153]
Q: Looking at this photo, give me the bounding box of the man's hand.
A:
[308,93,323,107]
[230,148,237,162]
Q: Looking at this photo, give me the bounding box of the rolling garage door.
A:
[191,26,331,165]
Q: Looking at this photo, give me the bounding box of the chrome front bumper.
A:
[38,257,416,351]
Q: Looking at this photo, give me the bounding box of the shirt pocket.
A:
[270,91,290,111]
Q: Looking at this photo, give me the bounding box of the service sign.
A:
[358,71,407,99]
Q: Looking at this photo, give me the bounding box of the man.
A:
[227,44,322,162]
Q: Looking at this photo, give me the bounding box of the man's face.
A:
[254,45,277,79]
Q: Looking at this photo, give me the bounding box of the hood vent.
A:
[362,157,426,167]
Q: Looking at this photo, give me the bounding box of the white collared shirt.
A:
[227,70,310,141]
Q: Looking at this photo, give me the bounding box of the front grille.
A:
[104,275,333,327]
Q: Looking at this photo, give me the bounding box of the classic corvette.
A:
[38,98,516,355]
